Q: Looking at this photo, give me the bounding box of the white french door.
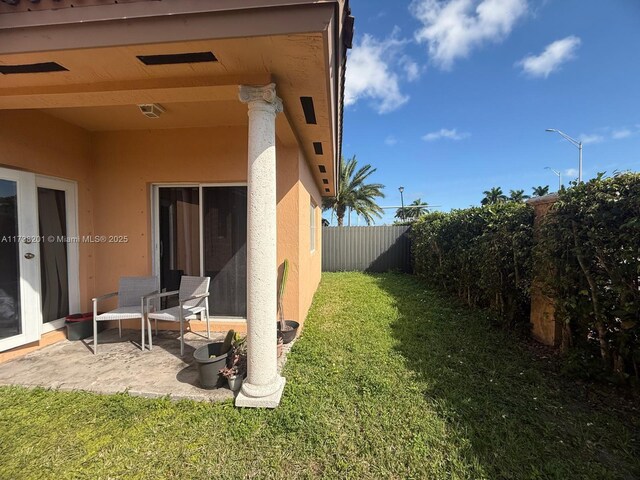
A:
[36,176,80,334]
[0,167,41,351]
[0,168,80,352]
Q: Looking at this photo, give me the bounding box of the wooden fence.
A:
[322,226,412,273]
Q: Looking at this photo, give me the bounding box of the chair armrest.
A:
[143,290,178,301]
[92,292,118,303]
[144,289,176,313]
[179,292,210,303]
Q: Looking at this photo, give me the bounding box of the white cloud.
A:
[400,55,422,81]
[385,135,399,146]
[565,168,578,177]
[612,129,632,139]
[518,36,581,78]
[568,127,639,145]
[410,0,528,70]
[422,128,470,141]
[580,133,604,145]
[344,33,410,114]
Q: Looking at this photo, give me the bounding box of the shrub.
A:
[536,173,640,381]
[412,173,640,383]
[411,203,534,329]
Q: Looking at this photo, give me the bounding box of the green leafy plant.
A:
[395,198,429,222]
[481,187,508,205]
[509,189,530,203]
[322,155,385,226]
[532,185,550,197]
[535,172,640,381]
[219,332,247,379]
[278,259,290,332]
[411,202,534,329]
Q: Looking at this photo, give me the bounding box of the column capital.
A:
[239,83,283,114]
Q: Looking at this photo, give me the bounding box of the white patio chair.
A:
[144,276,211,357]
[92,276,159,354]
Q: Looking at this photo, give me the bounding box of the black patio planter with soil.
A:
[65,313,104,341]
[277,320,300,344]
[193,343,231,389]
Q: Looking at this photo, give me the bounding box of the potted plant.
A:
[277,259,299,344]
[193,330,234,389]
[219,332,247,391]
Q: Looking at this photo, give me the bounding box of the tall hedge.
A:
[536,173,640,380]
[411,203,534,329]
[411,173,640,382]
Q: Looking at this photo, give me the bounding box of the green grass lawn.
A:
[1,273,638,479]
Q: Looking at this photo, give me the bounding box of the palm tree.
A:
[508,189,530,203]
[395,198,429,221]
[531,185,550,197]
[322,156,385,226]
[481,187,507,206]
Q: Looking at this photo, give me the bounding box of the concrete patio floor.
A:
[0,329,260,402]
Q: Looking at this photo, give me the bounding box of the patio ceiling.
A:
[43,101,250,132]
[0,0,349,195]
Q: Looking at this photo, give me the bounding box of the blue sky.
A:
[337,0,640,225]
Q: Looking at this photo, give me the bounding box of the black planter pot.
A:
[193,342,231,389]
[65,313,104,341]
[277,320,300,344]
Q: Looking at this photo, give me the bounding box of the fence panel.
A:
[322,226,412,272]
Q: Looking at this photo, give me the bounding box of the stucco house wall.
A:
[297,151,322,323]
[0,109,97,307]
[90,124,310,325]
[0,107,321,354]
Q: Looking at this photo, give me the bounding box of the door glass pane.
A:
[203,187,247,317]
[38,188,69,322]
[0,180,21,339]
[158,188,200,302]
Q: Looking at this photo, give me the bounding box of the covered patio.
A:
[0,0,350,408]
[0,328,292,402]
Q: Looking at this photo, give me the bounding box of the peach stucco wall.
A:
[274,146,322,325]
[297,150,322,324]
[91,126,311,323]
[0,110,321,331]
[89,126,249,307]
[0,110,97,307]
[275,143,301,324]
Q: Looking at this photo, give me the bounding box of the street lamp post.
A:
[398,186,405,221]
[545,128,583,183]
[545,167,562,191]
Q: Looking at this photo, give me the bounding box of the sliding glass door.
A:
[202,187,247,317]
[158,187,200,297]
[155,185,247,318]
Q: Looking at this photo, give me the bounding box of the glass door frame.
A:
[150,183,248,321]
[0,167,41,351]
[35,175,81,334]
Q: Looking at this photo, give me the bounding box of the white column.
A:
[235,83,285,408]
